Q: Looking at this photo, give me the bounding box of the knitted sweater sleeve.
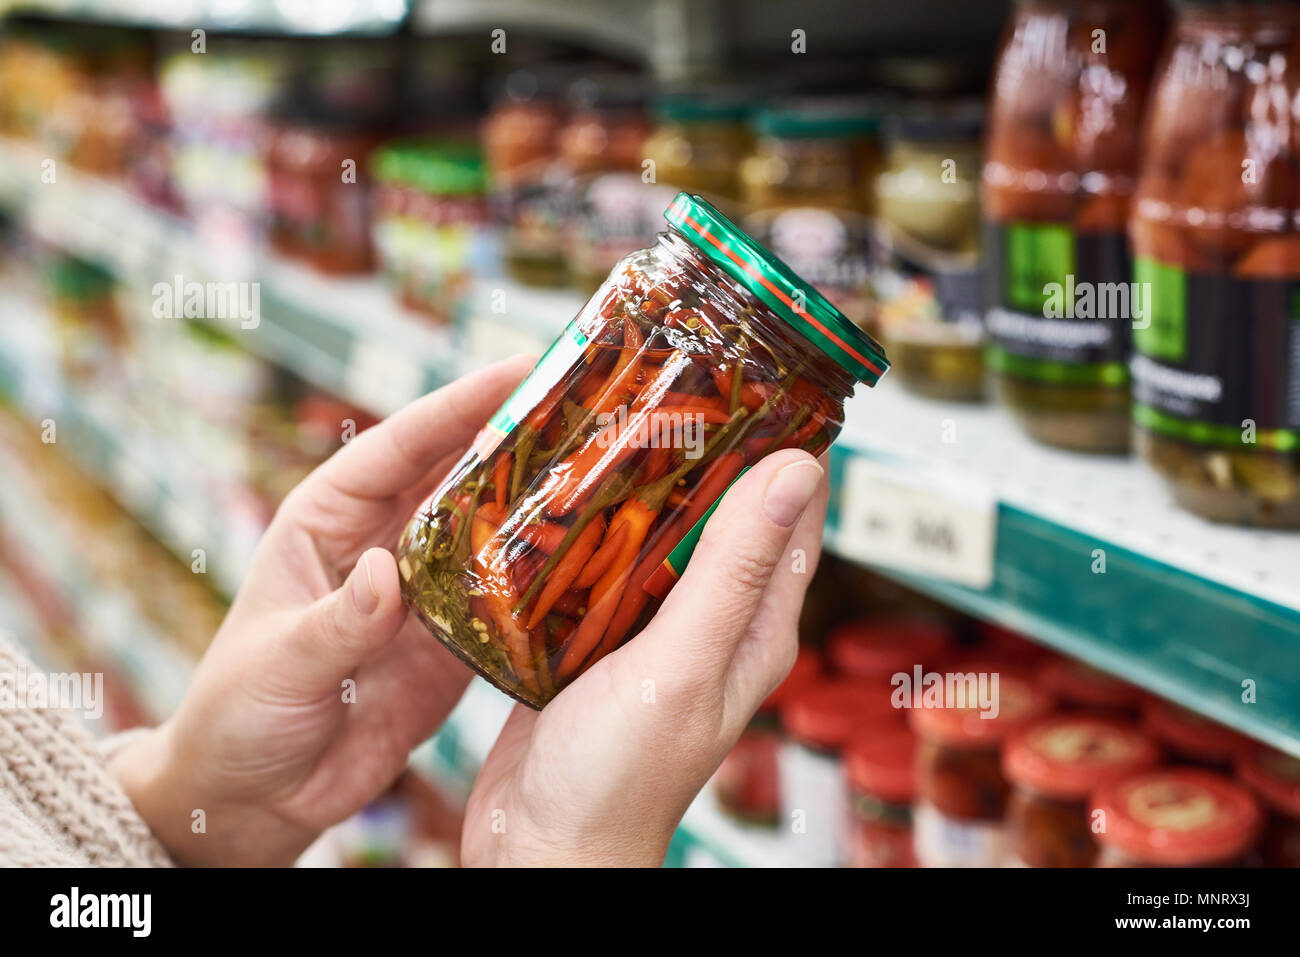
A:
[0,634,174,867]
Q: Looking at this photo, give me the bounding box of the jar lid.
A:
[907,670,1054,747]
[1037,658,1141,712]
[1141,699,1250,765]
[827,618,954,680]
[372,140,486,196]
[654,89,751,124]
[1236,745,1300,817]
[780,679,903,752]
[755,95,882,139]
[846,728,917,804]
[664,192,889,384]
[1003,716,1160,800]
[1090,770,1261,866]
[759,646,823,713]
[977,622,1053,665]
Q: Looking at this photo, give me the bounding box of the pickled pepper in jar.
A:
[982,0,1167,452]
[396,193,889,709]
[1131,0,1300,526]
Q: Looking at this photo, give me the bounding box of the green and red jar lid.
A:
[1090,769,1261,866]
[664,192,889,385]
[1003,715,1160,801]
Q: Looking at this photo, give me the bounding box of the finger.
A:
[276,547,410,698]
[309,354,536,501]
[726,468,829,705]
[627,449,824,702]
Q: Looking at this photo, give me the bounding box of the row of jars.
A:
[714,617,1300,867]
[980,0,1300,528]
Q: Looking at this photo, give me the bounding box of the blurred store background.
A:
[0,0,1298,868]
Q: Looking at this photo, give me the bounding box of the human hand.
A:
[110,356,534,866]
[460,449,829,867]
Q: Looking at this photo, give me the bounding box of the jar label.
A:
[872,218,982,339]
[779,741,848,867]
[472,318,591,460]
[745,206,874,327]
[983,221,1132,385]
[913,802,1007,867]
[567,172,661,276]
[1131,256,1300,451]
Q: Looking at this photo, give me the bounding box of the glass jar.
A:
[1091,769,1261,866]
[643,90,752,211]
[714,646,822,826]
[909,670,1054,867]
[740,97,882,332]
[371,140,493,325]
[982,0,1168,452]
[874,102,987,401]
[397,193,889,709]
[1236,745,1300,868]
[265,109,383,275]
[1036,657,1141,718]
[482,68,569,287]
[1003,715,1159,867]
[46,255,123,381]
[779,679,906,867]
[845,728,918,868]
[1131,1,1300,526]
[1141,699,1250,770]
[559,75,655,293]
[826,617,955,699]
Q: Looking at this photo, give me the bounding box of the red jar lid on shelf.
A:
[827,618,954,680]
[845,728,917,804]
[1038,658,1141,713]
[1003,715,1160,801]
[1090,769,1262,866]
[907,669,1053,748]
[758,646,823,714]
[781,679,903,753]
[978,622,1052,667]
[1236,745,1300,818]
[1141,699,1251,765]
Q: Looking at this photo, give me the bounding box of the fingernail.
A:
[762,460,824,528]
[352,553,379,615]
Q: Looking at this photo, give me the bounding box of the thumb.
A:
[282,547,409,697]
[629,450,824,702]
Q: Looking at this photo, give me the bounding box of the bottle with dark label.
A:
[982,0,1167,452]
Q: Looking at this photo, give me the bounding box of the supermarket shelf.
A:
[3,137,1300,755]
[0,302,258,598]
[828,384,1300,756]
[0,438,194,721]
[0,0,411,35]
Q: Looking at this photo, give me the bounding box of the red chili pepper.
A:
[524,514,606,629]
[493,451,510,512]
[514,520,571,553]
[572,518,629,590]
[550,590,586,617]
[470,511,541,696]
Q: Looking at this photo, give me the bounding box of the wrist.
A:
[108,721,310,867]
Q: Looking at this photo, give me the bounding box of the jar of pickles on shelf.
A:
[740,96,883,333]
[1003,715,1159,867]
[560,75,655,293]
[1090,769,1261,867]
[982,0,1167,451]
[481,67,570,287]
[1131,0,1300,526]
[642,89,752,213]
[396,193,889,709]
[873,102,986,401]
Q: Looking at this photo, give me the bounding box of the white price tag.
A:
[344,339,426,415]
[837,456,997,589]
